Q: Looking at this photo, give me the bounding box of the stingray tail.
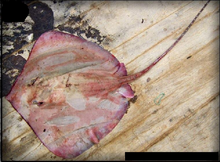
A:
[120,0,210,85]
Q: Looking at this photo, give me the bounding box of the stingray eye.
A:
[32,100,44,106]
[38,102,44,106]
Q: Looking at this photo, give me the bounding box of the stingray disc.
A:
[6,30,134,158]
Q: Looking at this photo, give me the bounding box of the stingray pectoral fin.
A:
[47,120,118,159]
[22,31,120,81]
[117,84,134,98]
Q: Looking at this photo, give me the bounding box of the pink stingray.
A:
[5,1,209,158]
[6,31,139,158]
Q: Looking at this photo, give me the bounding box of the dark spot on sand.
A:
[28,1,54,39]
[17,116,23,121]
[129,95,138,103]
[57,15,106,44]
[187,56,192,59]
[152,109,158,114]
[2,55,26,96]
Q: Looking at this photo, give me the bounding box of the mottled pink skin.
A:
[6,31,134,159]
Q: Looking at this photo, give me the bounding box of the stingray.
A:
[5,1,209,159]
